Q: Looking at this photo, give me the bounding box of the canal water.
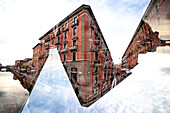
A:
[0,72,29,113]
[21,48,170,113]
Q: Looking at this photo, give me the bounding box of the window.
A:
[57,46,59,51]
[157,17,160,25]
[155,4,159,14]
[64,43,67,49]
[48,41,50,47]
[43,50,45,56]
[94,77,98,85]
[41,45,42,50]
[58,36,60,43]
[104,73,107,80]
[58,28,60,33]
[52,38,54,45]
[64,32,67,40]
[73,40,76,46]
[148,28,151,35]
[65,23,68,28]
[93,89,97,94]
[142,27,144,32]
[72,52,76,61]
[63,54,66,62]
[95,34,97,40]
[103,84,105,89]
[104,64,107,70]
[91,28,93,38]
[44,43,45,48]
[71,73,77,82]
[74,17,77,23]
[95,67,98,73]
[73,27,77,36]
[105,51,107,56]
[95,52,98,60]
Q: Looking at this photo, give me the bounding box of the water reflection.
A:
[22,47,170,113]
[1,0,170,112]
[0,72,29,113]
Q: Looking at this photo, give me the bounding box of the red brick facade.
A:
[32,5,114,106]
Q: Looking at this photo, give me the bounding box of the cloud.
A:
[0,0,150,65]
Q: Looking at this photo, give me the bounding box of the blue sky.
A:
[0,0,150,65]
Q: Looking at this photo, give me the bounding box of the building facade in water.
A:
[6,0,170,108]
[31,4,114,106]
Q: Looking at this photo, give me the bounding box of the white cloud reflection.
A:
[22,48,170,113]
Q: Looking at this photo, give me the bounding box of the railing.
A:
[56,30,61,36]
[93,60,101,67]
[69,45,78,52]
[63,27,69,32]
[60,48,67,53]
[90,47,96,52]
[90,23,94,30]
[71,20,79,28]
[44,36,50,42]
[94,40,100,45]
[55,41,61,45]
[38,52,44,59]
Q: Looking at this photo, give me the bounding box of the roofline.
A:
[39,4,90,40]
[32,43,40,49]
[142,0,157,21]
[122,19,145,58]
[37,4,112,61]
[122,0,154,58]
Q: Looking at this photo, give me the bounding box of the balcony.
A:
[141,40,146,46]
[90,23,94,30]
[122,59,127,64]
[95,31,98,36]
[44,43,49,50]
[44,46,49,50]
[146,36,152,41]
[45,37,50,42]
[71,20,79,28]
[94,40,100,45]
[137,44,142,49]
[69,45,78,52]
[90,47,96,52]
[93,60,101,67]
[62,61,68,65]
[51,35,55,39]
[105,56,110,61]
[93,72,99,75]
[102,79,108,84]
[56,30,61,36]
[77,81,90,86]
[38,53,44,59]
[55,42,61,45]
[60,48,67,53]
[45,53,49,58]
[63,27,69,32]
[121,68,128,72]
[147,47,152,52]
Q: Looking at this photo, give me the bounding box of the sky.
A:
[0,0,151,65]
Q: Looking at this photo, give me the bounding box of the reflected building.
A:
[7,0,170,108]
[121,20,167,72]
[121,0,170,75]
[11,4,115,107]
[143,0,170,40]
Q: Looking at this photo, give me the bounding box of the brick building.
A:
[121,19,167,76]
[32,4,114,106]
[121,0,170,72]
[143,0,170,40]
